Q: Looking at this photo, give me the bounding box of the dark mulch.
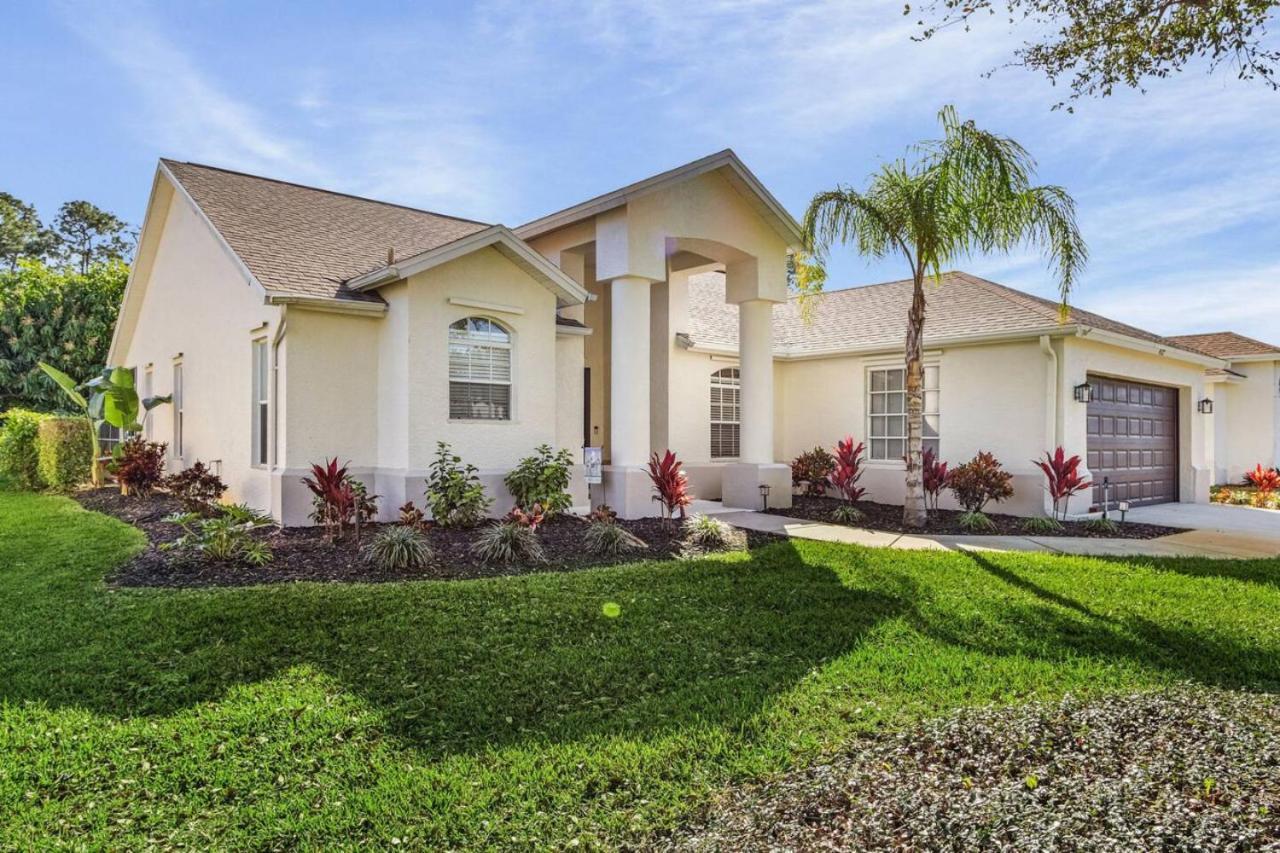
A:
[662,687,1280,851]
[771,495,1184,539]
[72,488,776,588]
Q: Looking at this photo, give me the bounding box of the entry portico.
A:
[517,150,798,517]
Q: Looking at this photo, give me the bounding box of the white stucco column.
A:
[738,298,774,464]
[609,276,652,467]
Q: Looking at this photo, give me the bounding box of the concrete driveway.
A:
[1126,503,1279,537]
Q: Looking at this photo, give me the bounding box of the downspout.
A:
[1039,335,1059,449]
[271,310,287,470]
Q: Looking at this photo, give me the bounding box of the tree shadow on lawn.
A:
[0,539,903,755]
[923,551,1280,692]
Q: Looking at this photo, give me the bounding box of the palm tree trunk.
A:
[903,272,927,528]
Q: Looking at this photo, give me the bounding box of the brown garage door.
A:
[1086,376,1179,508]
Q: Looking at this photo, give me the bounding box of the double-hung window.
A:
[868,365,940,461]
[251,339,269,466]
[172,361,184,459]
[709,367,741,459]
[449,317,512,420]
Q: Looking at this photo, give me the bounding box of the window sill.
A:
[447,419,518,425]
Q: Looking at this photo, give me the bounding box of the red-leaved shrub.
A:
[922,447,950,511]
[1245,463,1280,497]
[791,446,837,496]
[507,502,546,531]
[948,451,1014,513]
[828,437,867,504]
[1035,447,1092,520]
[109,436,167,497]
[648,450,692,519]
[164,461,226,512]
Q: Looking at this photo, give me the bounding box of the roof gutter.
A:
[264,293,387,316]
[680,324,1082,361]
[1075,327,1227,368]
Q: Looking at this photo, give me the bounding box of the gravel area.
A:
[771,496,1184,540]
[73,488,774,588]
[662,687,1280,851]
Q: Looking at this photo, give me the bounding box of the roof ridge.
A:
[160,158,491,227]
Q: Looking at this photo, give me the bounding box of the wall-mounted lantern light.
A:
[1197,398,1214,414]
[1073,382,1094,403]
[759,483,772,511]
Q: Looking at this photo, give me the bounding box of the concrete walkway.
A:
[720,510,1280,560]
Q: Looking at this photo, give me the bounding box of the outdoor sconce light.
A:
[1073,382,1094,403]
[1197,398,1214,414]
[759,483,772,511]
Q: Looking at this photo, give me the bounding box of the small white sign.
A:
[583,447,603,484]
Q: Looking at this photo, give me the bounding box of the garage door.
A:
[1086,376,1179,508]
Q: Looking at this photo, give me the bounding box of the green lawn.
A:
[1,491,1278,849]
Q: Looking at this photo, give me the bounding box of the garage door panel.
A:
[1086,376,1178,508]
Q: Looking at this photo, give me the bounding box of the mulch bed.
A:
[661,687,1280,851]
[770,495,1184,540]
[73,488,776,589]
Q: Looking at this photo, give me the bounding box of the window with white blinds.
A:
[251,339,269,466]
[868,365,940,461]
[710,367,740,459]
[449,317,512,421]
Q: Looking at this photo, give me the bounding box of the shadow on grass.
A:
[0,533,900,755]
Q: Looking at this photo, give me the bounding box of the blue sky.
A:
[4,0,1278,340]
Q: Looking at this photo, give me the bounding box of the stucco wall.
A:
[115,180,280,512]
[1215,360,1280,483]
[774,339,1050,516]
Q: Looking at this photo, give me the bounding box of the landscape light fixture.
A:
[759,483,772,511]
[1074,382,1094,403]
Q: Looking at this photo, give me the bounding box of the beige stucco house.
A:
[109,152,1280,524]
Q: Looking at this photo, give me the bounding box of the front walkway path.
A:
[720,511,1280,560]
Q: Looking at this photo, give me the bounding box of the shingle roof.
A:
[162,160,490,303]
[1165,331,1280,360]
[687,271,1214,358]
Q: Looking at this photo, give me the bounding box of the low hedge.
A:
[37,417,93,490]
[0,409,48,490]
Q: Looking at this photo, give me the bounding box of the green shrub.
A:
[35,417,92,490]
[504,444,575,516]
[1021,516,1064,534]
[162,507,273,566]
[830,504,866,525]
[582,519,647,557]
[957,510,996,532]
[426,442,491,527]
[365,526,433,570]
[682,514,737,551]
[471,520,544,565]
[1084,517,1120,535]
[0,408,47,490]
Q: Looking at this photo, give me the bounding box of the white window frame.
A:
[866,364,940,463]
[251,338,269,467]
[448,316,513,422]
[710,367,741,460]
[142,366,154,439]
[172,360,184,460]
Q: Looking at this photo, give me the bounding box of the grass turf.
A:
[1,490,1278,848]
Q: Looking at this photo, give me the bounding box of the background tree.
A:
[0,192,55,270]
[803,105,1087,527]
[0,260,128,412]
[53,200,132,273]
[908,1,1279,109]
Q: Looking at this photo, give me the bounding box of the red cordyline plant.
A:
[1245,464,1280,496]
[922,447,949,512]
[828,437,867,505]
[1035,447,1092,521]
[302,458,356,542]
[648,450,692,520]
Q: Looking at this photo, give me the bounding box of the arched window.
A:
[448,317,511,420]
[710,367,740,459]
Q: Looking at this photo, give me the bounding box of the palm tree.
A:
[802,106,1087,528]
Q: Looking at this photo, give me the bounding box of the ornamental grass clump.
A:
[582,519,646,557]
[1021,515,1064,534]
[471,520,544,565]
[682,514,736,551]
[365,525,433,570]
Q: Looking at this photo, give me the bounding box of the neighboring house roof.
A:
[686,270,1217,360]
[161,159,490,304]
[1166,331,1280,360]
